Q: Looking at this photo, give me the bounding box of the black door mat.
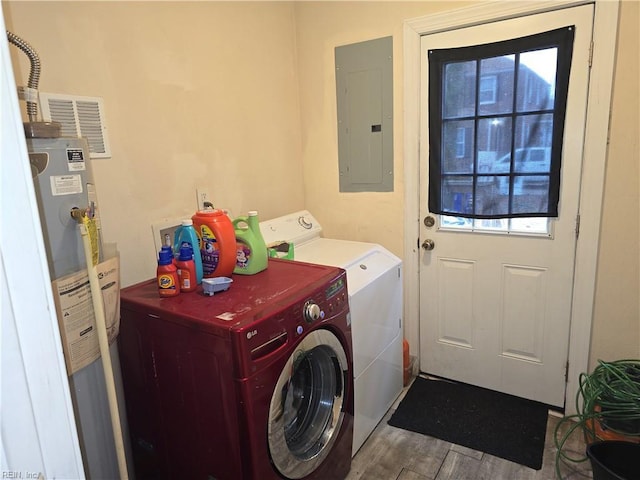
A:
[388,376,549,470]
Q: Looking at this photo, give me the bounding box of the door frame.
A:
[1,10,85,476]
[403,0,619,415]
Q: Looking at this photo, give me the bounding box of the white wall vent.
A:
[39,92,111,159]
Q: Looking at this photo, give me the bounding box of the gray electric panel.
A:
[335,36,393,192]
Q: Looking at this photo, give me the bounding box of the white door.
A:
[419,5,593,407]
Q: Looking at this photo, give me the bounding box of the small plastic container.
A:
[267,241,294,260]
[176,246,197,293]
[403,339,411,386]
[202,277,233,296]
[157,246,180,297]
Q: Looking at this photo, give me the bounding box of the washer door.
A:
[268,328,349,479]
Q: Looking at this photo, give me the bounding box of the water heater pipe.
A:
[76,212,129,480]
[6,30,40,123]
[7,30,61,138]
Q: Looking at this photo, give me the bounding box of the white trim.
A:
[403,0,619,415]
[405,0,592,34]
[565,0,619,415]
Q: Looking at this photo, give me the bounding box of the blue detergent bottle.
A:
[173,219,203,284]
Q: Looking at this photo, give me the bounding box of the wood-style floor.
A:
[347,377,593,480]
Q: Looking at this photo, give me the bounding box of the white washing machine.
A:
[260,210,403,456]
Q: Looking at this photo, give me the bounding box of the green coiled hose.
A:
[554,359,640,479]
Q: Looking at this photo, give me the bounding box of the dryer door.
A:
[268,329,349,479]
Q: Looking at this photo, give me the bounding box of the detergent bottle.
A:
[233,210,268,275]
[173,219,203,284]
[192,209,236,278]
[157,245,180,297]
[176,246,197,293]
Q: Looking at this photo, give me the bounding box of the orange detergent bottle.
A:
[157,246,180,297]
[191,209,237,278]
[176,246,197,293]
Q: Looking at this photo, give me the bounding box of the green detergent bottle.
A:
[233,210,268,275]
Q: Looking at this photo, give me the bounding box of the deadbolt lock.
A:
[424,216,435,228]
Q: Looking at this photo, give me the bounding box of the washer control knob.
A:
[304,302,321,323]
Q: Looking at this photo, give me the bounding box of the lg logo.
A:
[246,329,258,339]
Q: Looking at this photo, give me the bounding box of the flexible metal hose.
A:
[6,30,40,122]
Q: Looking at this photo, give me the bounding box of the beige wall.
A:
[294,2,468,256]
[4,1,638,368]
[4,1,305,287]
[589,0,640,365]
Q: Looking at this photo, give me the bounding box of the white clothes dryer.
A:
[260,210,403,456]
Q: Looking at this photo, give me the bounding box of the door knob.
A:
[422,239,435,251]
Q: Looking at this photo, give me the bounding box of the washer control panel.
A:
[294,274,348,335]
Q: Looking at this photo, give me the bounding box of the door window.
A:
[428,27,576,228]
